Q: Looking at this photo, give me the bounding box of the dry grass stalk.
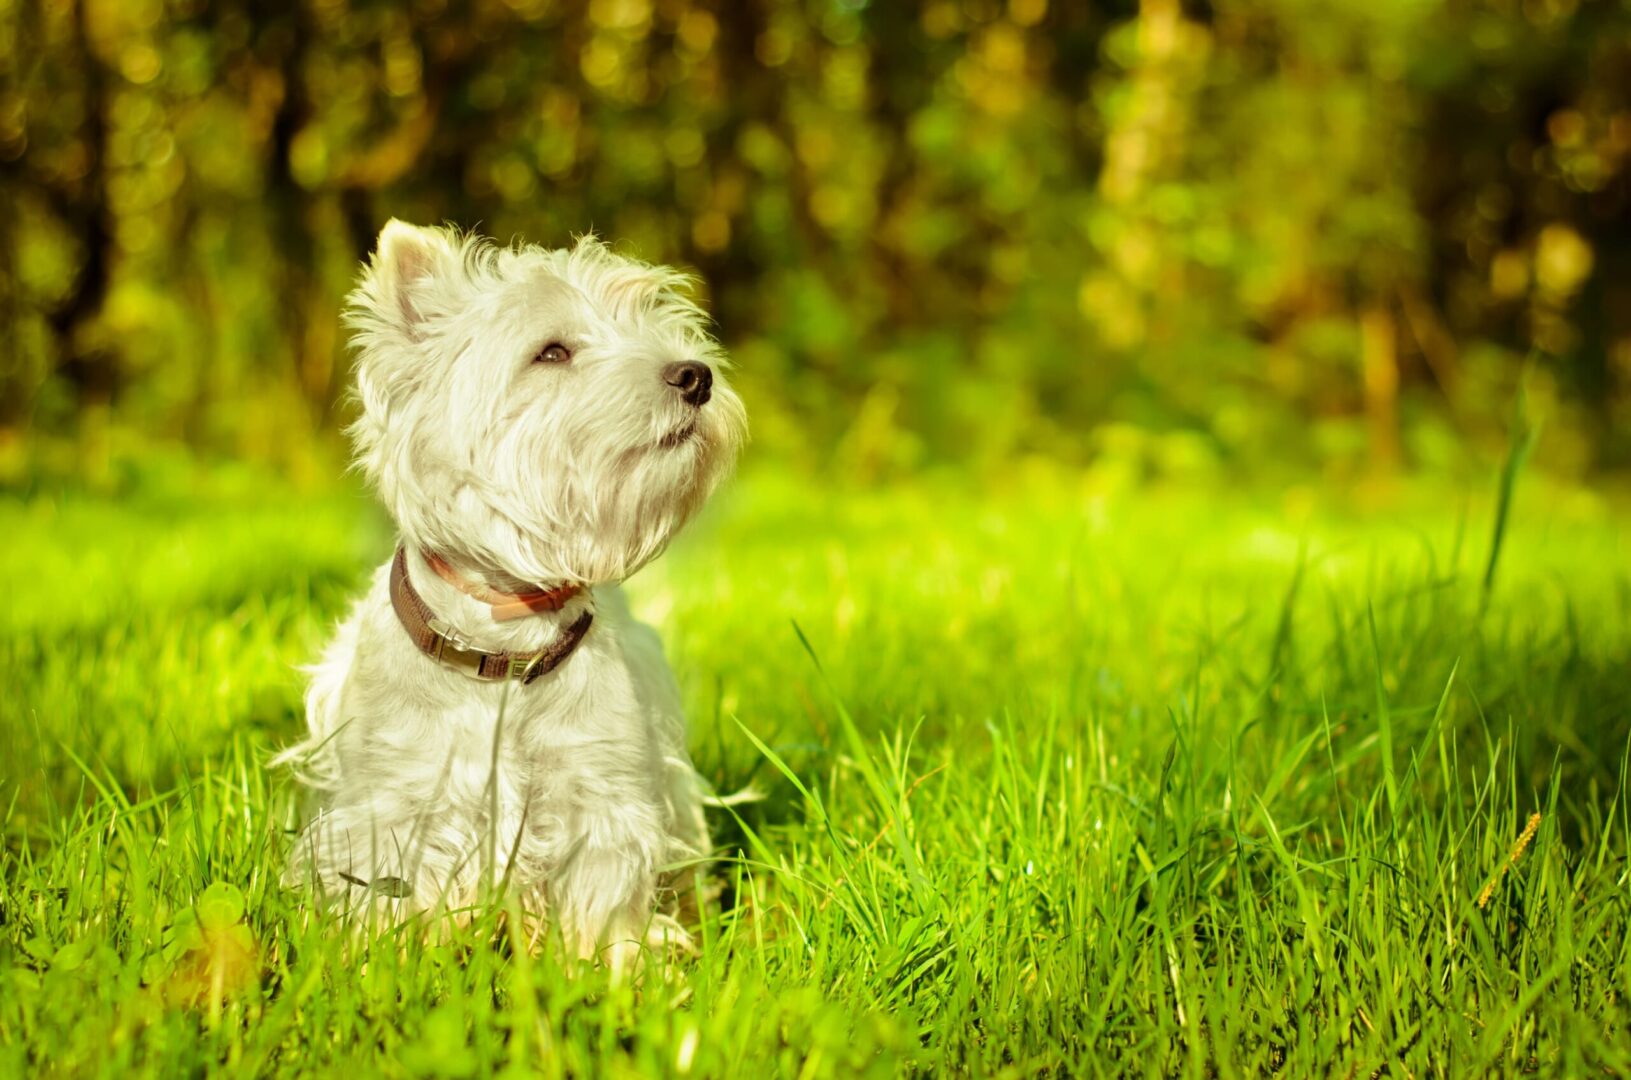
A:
[1476,812,1542,910]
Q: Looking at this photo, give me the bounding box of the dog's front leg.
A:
[545,797,671,974]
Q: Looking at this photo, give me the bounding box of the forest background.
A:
[3,0,1628,490]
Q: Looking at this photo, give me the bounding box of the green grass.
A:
[3,467,1630,1076]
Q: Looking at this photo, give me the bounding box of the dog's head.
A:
[346,219,746,585]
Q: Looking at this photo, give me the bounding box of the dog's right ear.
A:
[358,219,456,340]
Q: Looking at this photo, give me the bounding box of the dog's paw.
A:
[577,912,694,983]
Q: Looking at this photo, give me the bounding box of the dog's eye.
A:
[534,343,572,364]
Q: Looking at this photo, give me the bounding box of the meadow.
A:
[2,463,1629,1077]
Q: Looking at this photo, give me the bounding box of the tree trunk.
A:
[1361,303,1401,471]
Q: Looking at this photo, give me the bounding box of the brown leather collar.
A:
[389,547,592,684]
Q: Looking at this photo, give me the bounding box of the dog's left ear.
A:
[364,219,457,338]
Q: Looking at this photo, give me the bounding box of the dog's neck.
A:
[402,548,587,651]
[422,551,580,621]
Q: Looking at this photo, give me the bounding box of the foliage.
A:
[1,0,1629,479]
[3,469,1630,1074]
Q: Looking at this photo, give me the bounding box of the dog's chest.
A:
[349,604,653,781]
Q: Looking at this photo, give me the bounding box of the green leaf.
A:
[51,938,94,972]
[195,882,246,931]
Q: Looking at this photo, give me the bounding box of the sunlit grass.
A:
[2,468,1629,1076]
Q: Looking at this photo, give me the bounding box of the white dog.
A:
[276,220,746,966]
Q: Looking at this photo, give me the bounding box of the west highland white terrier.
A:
[276,220,746,967]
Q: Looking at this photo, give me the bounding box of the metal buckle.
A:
[427,617,468,650]
[428,618,488,678]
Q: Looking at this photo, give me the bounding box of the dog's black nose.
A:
[662,361,713,407]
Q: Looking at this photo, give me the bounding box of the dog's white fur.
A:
[276,220,745,966]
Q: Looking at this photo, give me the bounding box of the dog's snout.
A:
[662,361,713,407]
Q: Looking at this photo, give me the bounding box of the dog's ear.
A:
[363,219,456,338]
[346,220,465,490]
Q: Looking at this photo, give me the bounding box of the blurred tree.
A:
[0,0,1626,481]
[2,0,116,418]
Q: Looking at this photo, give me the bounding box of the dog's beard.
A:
[582,420,733,577]
[657,418,699,450]
[571,386,743,581]
[426,408,734,587]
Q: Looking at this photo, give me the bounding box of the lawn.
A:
[2,465,1629,1076]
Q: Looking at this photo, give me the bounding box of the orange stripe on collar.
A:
[424,552,582,622]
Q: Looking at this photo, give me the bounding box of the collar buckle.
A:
[428,617,486,677]
[427,617,469,652]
